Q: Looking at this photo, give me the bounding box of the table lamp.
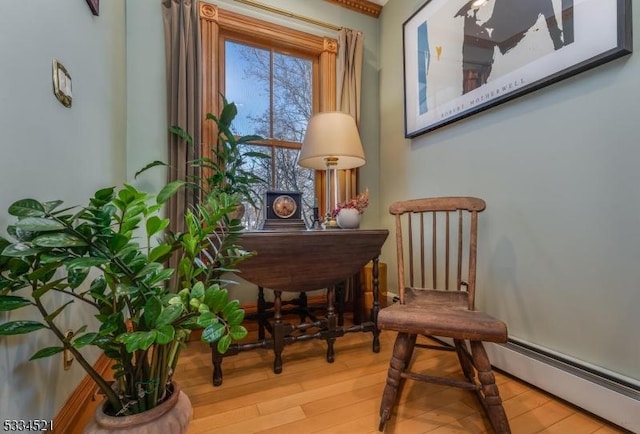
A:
[298,112,365,228]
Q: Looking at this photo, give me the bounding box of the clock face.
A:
[272,195,297,219]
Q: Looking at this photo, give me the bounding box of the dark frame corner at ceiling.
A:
[402,0,632,138]
[86,0,99,16]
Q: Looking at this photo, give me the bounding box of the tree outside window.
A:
[224,40,315,229]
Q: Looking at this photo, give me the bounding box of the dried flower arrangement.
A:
[333,188,369,217]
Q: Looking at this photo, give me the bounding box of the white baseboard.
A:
[485,342,639,433]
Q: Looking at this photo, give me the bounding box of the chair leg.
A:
[454,339,475,383]
[379,332,416,431]
[470,341,511,434]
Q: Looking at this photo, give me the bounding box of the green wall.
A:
[379,0,640,385]
[0,0,379,422]
[0,0,126,422]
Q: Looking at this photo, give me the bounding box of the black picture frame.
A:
[86,0,99,16]
[403,0,632,138]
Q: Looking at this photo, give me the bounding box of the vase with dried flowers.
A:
[333,189,369,229]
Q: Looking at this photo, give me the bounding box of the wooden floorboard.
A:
[71,316,630,433]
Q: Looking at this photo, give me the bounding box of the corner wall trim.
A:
[53,354,111,432]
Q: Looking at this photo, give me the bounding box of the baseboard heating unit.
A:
[486,339,639,433]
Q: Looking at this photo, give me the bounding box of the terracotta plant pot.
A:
[83,383,192,434]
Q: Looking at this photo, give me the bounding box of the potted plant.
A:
[169,96,271,212]
[0,182,251,431]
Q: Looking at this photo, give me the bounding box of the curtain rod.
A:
[233,0,343,32]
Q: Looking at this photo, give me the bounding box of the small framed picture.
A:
[86,0,99,16]
[52,60,72,108]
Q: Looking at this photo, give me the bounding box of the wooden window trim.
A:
[199,2,337,214]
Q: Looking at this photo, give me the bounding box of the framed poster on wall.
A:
[403,0,632,138]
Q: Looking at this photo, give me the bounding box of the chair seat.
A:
[378,298,508,343]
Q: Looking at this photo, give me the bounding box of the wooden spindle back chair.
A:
[377,197,510,433]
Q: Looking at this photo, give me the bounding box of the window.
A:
[200,4,337,229]
[223,39,315,228]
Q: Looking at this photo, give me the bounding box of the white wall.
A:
[0,0,126,423]
[379,0,639,389]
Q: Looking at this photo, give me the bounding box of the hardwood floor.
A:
[169,319,628,434]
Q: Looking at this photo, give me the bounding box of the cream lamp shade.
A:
[298,112,366,170]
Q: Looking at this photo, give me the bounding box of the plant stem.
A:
[33,294,122,413]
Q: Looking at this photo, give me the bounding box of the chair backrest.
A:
[389,197,486,310]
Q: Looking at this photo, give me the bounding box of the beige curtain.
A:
[162,0,202,278]
[336,29,364,307]
[337,29,364,126]
[336,28,364,203]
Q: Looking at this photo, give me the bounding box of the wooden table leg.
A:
[257,286,267,340]
[372,256,381,353]
[325,285,337,363]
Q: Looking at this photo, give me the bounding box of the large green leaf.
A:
[168,126,194,145]
[67,268,89,289]
[222,299,241,320]
[0,320,46,335]
[201,322,225,343]
[145,215,169,238]
[32,233,87,248]
[134,262,163,279]
[191,281,205,302]
[217,334,232,354]
[196,311,216,328]
[148,245,172,263]
[236,135,264,145]
[155,325,175,345]
[108,233,129,253]
[229,324,248,341]
[42,200,64,214]
[121,216,142,233]
[121,331,156,352]
[225,308,245,326]
[157,180,185,205]
[123,203,146,220]
[1,243,42,257]
[134,160,169,179]
[73,332,97,349]
[0,295,32,311]
[66,257,109,271]
[156,303,183,327]
[15,217,65,232]
[218,99,237,128]
[143,296,162,328]
[29,346,64,360]
[144,268,174,287]
[138,330,158,350]
[8,199,45,217]
[93,187,116,203]
[204,287,228,312]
